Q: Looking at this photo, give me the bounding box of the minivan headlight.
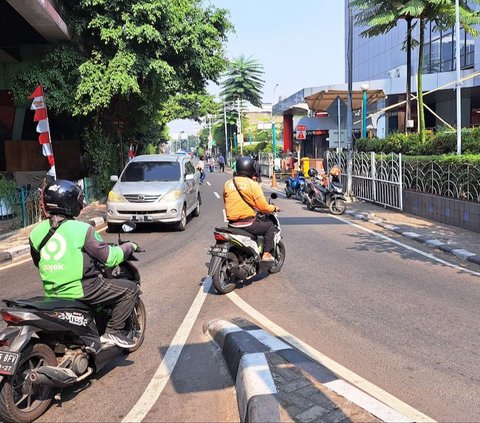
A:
[162,190,182,201]
[108,190,125,202]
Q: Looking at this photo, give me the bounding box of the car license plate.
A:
[208,246,228,258]
[132,215,152,222]
[0,351,20,375]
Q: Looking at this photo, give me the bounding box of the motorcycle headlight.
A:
[163,190,182,201]
[108,190,125,202]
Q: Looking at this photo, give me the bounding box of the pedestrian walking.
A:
[208,156,215,173]
[218,154,225,172]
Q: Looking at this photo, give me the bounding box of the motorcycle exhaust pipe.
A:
[28,366,78,388]
[229,264,248,280]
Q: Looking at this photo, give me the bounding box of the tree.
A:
[411,1,480,142]
[351,0,415,133]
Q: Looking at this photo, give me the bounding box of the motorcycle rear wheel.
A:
[212,253,239,294]
[0,343,56,423]
[295,189,304,202]
[268,240,286,274]
[329,198,346,215]
[125,297,146,353]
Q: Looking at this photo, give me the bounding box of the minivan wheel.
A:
[174,206,187,231]
[192,193,201,217]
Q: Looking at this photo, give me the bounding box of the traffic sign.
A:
[296,124,306,140]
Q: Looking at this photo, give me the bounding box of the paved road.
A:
[0,171,478,422]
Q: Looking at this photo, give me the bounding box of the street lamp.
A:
[272,83,279,159]
[455,0,462,155]
[361,83,369,138]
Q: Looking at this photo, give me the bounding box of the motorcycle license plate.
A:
[208,246,228,258]
[0,351,20,375]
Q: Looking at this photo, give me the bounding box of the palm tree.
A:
[351,0,415,132]
[411,0,480,142]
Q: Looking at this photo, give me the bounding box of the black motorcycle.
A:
[304,174,347,215]
[208,193,286,294]
[0,223,146,423]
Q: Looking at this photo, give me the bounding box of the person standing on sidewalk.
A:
[29,180,139,348]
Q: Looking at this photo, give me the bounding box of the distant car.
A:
[106,154,201,231]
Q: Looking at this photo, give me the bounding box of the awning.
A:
[305,89,385,112]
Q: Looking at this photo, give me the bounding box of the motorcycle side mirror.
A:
[122,222,136,233]
[270,193,278,200]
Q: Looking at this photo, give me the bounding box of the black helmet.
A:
[42,179,85,217]
[235,156,256,178]
[307,168,318,178]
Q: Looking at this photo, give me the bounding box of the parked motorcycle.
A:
[285,171,305,201]
[0,223,146,423]
[208,193,285,294]
[304,168,347,215]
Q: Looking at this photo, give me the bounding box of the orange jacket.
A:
[224,176,276,222]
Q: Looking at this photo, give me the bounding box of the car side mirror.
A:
[270,193,278,200]
[122,222,136,233]
[110,175,119,182]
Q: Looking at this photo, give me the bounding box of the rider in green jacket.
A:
[29,180,138,348]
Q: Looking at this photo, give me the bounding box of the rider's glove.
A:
[129,242,139,252]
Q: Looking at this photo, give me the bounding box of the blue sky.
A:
[168,0,345,135]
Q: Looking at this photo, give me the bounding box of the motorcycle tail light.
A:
[1,311,39,324]
[214,233,228,242]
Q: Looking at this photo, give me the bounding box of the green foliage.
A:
[0,174,16,197]
[84,129,119,198]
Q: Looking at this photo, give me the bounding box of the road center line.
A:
[213,192,220,199]
[333,215,480,277]
[226,291,434,423]
[122,277,212,422]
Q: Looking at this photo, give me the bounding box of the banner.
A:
[29,85,56,179]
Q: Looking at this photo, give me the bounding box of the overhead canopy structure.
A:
[305,89,385,112]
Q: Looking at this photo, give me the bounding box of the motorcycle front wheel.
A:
[329,198,346,215]
[0,343,56,423]
[212,253,239,294]
[125,297,146,353]
[268,240,286,274]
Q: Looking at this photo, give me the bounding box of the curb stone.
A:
[346,210,480,267]
[205,318,413,423]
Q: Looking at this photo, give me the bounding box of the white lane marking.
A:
[324,380,412,423]
[226,292,435,423]
[122,277,212,422]
[206,181,211,186]
[214,192,220,199]
[333,215,480,277]
[222,209,228,223]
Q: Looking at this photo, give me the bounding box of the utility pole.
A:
[455,0,462,155]
[223,101,229,163]
[346,0,354,197]
[237,97,243,155]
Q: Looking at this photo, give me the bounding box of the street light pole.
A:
[237,97,243,155]
[272,83,279,159]
[223,101,229,164]
[455,0,462,155]
[346,0,354,197]
[361,83,369,138]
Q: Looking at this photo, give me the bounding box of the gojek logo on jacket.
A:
[41,233,67,271]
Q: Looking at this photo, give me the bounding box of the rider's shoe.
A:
[261,252,275,262]
[100,331,135,348]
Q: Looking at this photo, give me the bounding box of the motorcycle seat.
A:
[4,296,91,311]
[215,227,256,239]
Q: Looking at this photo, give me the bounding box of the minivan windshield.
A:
[121,161,181,182]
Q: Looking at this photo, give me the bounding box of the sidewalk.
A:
[0,202,107,265]
[262,177,480,268]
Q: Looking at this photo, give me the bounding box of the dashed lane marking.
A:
[214,192,220,199]
[122,277,213,422]
[222,209,228,223]
[206,181,211,186]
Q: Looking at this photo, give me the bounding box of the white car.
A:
[106,154,201,231]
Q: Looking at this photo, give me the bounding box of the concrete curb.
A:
[0,217,106,266]
[345,210,480,267]
[204,319,281,423]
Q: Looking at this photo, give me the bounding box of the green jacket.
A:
[29,217,133,299]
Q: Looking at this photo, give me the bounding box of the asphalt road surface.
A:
[0,171,478,422]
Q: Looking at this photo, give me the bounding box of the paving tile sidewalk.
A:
[268,352,381,423]
[0,202,107,264]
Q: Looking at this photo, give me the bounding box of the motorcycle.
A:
[304,174,347,215]
[0,222,146,423]
[208,193,286,294]
[285,171,305,201]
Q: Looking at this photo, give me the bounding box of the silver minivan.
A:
[106,154,201,231]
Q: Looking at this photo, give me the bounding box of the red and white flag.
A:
[29,85,56,179]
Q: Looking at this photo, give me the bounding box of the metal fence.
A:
[403,160,480,202]
[327,151,403,210]
[0,177,96,233]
